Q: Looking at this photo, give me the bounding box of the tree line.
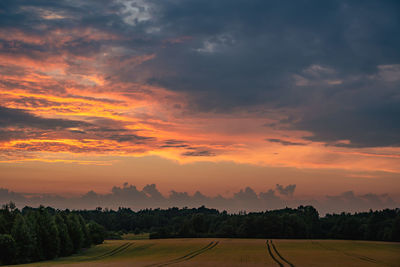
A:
[0,203,106,265]
[77,205,400,241]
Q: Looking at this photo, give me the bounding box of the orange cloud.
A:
[1,25,400,177]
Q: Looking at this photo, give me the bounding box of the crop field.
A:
[15,239,400,267]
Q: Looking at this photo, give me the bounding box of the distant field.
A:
[122,232,150,240]
[14,239,400,267]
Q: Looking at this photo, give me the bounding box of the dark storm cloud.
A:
[140,1,399,96]
[140,0,400,147]
[296,100,400,147]
[1,0,400,148]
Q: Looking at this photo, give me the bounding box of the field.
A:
[14,239,400,267]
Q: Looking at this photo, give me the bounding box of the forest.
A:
[1,203,399,265]
[77,205,400,241]
[0,203,106,265]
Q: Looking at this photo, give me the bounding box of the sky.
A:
[0,0,400,212]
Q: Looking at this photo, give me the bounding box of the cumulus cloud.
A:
[1,183,397,215]
[275,184,296,197]
[319,191,397,215]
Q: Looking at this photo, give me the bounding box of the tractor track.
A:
[267,240,295,267]
[312,241,389,266]
[146,241,219,267]
[86,242,134,261]
[266,240,284,267]
[270,240,295,267]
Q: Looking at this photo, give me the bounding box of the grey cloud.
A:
[0,106,155,147]
[319,191,397,215]
[137,1,400,147]
[181,149,215,157]
[143,184,165,201]
[259,189,285,210]
[0,106,88,130]
[0,188,26,203]
[108,134,154,143]
[1,0,400,148]
[1,183,397,215]
[276,184,296,197]
[161,139,189,148]
[267,139,305,146]
[296,100,400,147]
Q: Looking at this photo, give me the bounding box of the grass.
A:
[11,239,400,267]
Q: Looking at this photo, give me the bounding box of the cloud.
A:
[319,191,397,215]
[0,106,87,130]
[296,101,400,147]
[181,149,216,157]
[275,184,296,197]
[136,0,400,147]
[1,183,397,215]
[0,188,26,203]
[108,134,154,143]
[143,184,165,201]
[0,0,400,172]
[267,139,305,146]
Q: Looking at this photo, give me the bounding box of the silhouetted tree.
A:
[0,234,17,265]
[66,214,84,253]
[88,221,106,244]
[78,215,91,248]
[11,214,36,263]
[391,214,400,242]
[55,214,73,256]
[34,207,60,260]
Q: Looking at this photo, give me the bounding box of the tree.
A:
[34,207,60,260]
[0,214,7,234]
[11,214,36,263]
[55,214,73,256]
[78,215,91,248]
[0,234,17,265]
[88,221,106,245]
[391,214,400,242]
[66,214,84,253]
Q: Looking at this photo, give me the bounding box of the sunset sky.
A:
[1,0,400,207]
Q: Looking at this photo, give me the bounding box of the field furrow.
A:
[271,240,295,267]
[266,240,284,267]
[312,241,389,266]
[12,239,400,267]
[151,241,219,267]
